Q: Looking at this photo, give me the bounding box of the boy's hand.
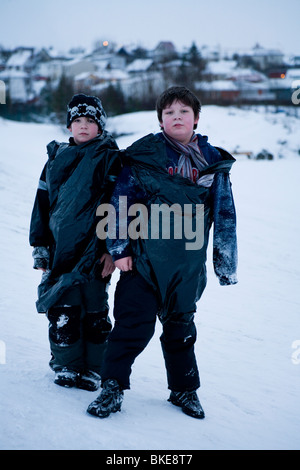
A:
[100,253,115,277]
[115,256,133,272]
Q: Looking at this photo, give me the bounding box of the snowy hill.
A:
[0,106,300,450]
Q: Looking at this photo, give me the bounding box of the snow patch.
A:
[0,108,300,450]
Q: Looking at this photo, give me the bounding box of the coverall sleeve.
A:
[212,172,238,285]
[29,164,51,268]
[106,164,147,261]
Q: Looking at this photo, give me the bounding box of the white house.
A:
[126,59,153,73]
[247,47,285,70]
[63,58,97,78]
[6,48,33,72]
[2,48,34,102]
[0,69,32,103]
[202,60,238,80]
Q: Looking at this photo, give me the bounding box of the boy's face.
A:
[160,100,199,145]
[68,116,100,145]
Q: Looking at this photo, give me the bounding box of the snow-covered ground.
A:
[0,106,299,450]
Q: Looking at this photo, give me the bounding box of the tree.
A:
[186,42,202,68]
[99,84,127,116]
[172,42,206,90]
[50,74,75,123]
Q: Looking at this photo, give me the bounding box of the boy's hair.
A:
[156,86,201,129]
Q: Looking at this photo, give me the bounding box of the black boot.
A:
[87,379,124,418]
[168,390,205,419]
[77,370,101,391]
[54,367,79,388]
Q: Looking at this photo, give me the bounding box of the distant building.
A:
[74,69,129,93]
[5,47,34,72]
[202,60,238,81]
[240,46,285,71]
[63,58,97,78]
[195,80,240,103]
[153,41,177,61]
[0,41,297,108]
[269,68,300,102]
[1,47,35,102]
[126,59,153,73]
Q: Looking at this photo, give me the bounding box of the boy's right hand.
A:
[115,256,133,272]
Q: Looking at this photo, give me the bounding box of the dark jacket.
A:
[107,133,237,322]
[29,131,121,313]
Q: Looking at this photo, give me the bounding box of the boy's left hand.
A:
[100,253,115,277]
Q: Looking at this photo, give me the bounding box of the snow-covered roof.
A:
[64,57,93,66]
[100,69,128,80]
[228,68,267,82]
[286,68,300,79]
[204,60,237,74]
[195,80,239,91]
[75,69,128,81]
[236,80,271,90]
[126,59,153,72]
[6,50,32,67]
[74,71,99,80]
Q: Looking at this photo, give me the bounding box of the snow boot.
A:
[168,390,205,419]
[77,370,101,391]
[54,367,79,388]
[87,379,124,418]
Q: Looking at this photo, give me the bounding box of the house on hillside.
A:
[73,71,103,92]
[5,47,34,72]
[202,60,238,81]
[269,68,300,102]
[227,68,267,83]
[119,71,164,102]
[74,69,129,93]
[126,59,154,73]
[194,80,240,103]
[199,45,221,62]
[153,41,177,61]
[291,56,300,67]
[108,46,135,69]
[240,46,285,71]
[2,47,35,102]
[237,81,276,102]
[0,69,32,103]
[252,48,285,70]
[63,58,97,78]
[34,49,71,81]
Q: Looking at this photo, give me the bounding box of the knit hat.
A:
[66,93,107,131]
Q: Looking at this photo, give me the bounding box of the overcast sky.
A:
[1,0,299,55]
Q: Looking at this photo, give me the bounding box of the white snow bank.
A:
[0,107,299,450]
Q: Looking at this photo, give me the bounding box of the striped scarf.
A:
[163,132,214,187]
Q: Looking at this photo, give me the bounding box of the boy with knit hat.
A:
[30,94,121,391]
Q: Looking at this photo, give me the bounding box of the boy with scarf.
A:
[29,94,121,391]
[87,86,238,418]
